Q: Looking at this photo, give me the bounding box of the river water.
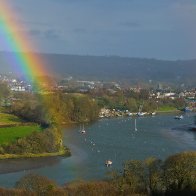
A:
[0,113,196,188]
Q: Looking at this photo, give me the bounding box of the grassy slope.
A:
[0,112,42,145]
[0,125,41,145]
[0,112,70,159]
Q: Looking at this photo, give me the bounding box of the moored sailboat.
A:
[135,118,137,131]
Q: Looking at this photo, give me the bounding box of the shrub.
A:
[16,173,57,195]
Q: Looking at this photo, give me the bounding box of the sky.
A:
[1,0,196,60]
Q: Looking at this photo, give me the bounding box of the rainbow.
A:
[0,0,49,85]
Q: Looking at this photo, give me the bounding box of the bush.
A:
[163,151,196,195]
[3,128,63,154]
[16,173,57,195]
[64,181,118,196]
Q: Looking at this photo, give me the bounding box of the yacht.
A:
[137,112,145,117]
[174,115,183,120]
[81,124,86,134]
[134,118,137,131]
[105,160,112,167]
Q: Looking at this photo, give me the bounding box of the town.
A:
[0,73,196,118]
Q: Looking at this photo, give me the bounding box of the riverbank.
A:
[0,112,71,160]
[99,108,182,118]
[0,146,71,160]
[156,109,180,113]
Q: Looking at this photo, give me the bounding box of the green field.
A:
[157,106,178,112]
[0,113,42,145]
[0,125,42,145]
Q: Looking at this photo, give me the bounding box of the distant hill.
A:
[0,52,196,86]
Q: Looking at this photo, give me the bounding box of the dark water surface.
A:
[0,113,196,188]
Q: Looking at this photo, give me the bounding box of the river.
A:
[0,113,196,188]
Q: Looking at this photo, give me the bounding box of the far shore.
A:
[156,109,181,113]
[99,108,184,119]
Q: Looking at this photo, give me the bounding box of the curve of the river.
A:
[0,113,196,188]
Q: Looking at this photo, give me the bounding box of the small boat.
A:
[151,112,156,116]
[137,112,145,117]
[81,124,86,134]
[174,115,183,120]
[81,130,86,134]
[105,160,112,167]
[137,104,145,117]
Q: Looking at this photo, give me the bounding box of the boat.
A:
[81,124,86,134]
[174,115,183,120]
[105,160,112,167]
[137,104,146,116]
[137,112,145,117]
[151,112,156,116]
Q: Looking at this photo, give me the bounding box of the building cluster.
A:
[1,73,196,105]
[99,108,133,118]
[0,74,32,92]
[149,87,196,100]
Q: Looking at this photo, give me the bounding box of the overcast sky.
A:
[1,0,196,60]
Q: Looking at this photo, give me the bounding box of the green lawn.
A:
[0,125,42,145]
[157,105,178,112]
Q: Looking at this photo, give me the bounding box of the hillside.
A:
[0,52,196,85]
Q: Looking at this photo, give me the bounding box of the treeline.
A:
[112,151,196,195]
[9,92,99,125]
[0,84,99,155]
[92,89,185,112]
[0,82,99,125]
[0,151,195,196]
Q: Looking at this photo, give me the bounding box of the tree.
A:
[127,98,138,112]
[0,82,10,99]
[122,158,163,194]
[123,160,146,193]
[16,174,57,195]
[0,82,10,107]
[139,89,149,100]
[163,151,196,195]
[144,157,163,195]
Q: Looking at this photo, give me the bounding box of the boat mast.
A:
[135,119,137,131]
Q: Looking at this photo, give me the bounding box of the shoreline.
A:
[0,147,71,160]
[99,109,182,119]
[156,109,181,113]
[0,142,82,176]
